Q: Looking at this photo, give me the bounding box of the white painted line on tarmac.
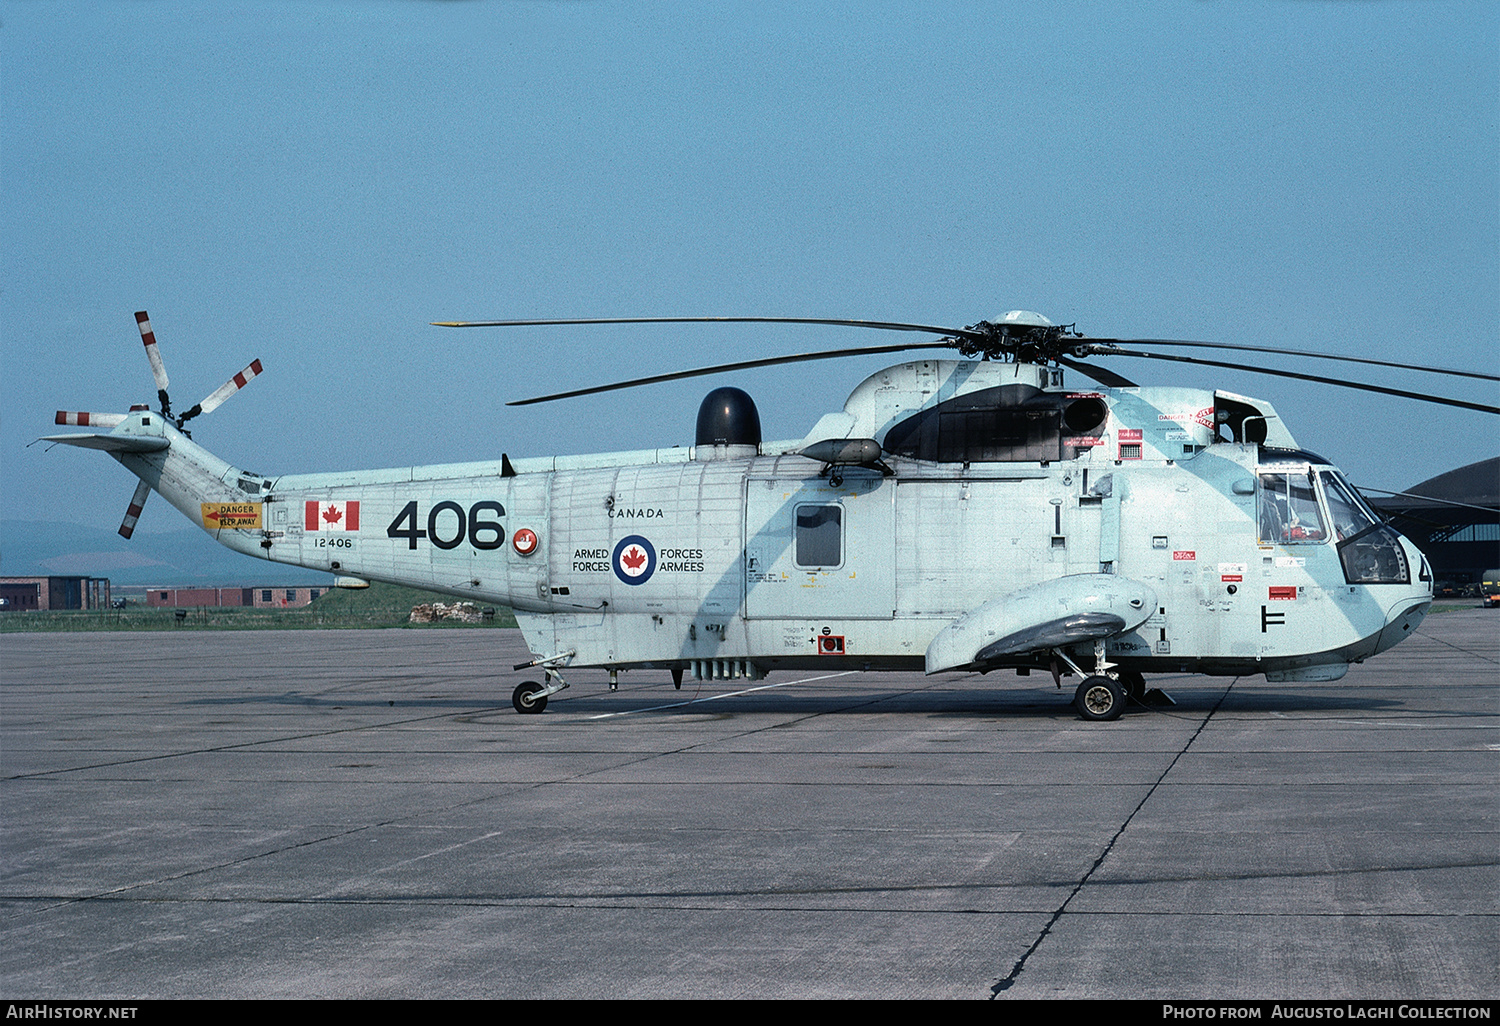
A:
[586,671,858,719]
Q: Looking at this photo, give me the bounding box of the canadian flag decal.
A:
[306,500,360,532]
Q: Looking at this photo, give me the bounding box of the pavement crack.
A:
[989,677,1237,999]
[1415,626,1500,664]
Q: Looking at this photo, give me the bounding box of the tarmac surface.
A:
[1,609,1496,1000]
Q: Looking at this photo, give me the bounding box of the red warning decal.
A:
[1269,586,1298,601]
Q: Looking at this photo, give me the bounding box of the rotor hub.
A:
[953,310,1084,363]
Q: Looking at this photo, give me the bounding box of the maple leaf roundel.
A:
[612,535,656,586]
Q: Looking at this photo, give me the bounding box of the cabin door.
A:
[744,469,895,620]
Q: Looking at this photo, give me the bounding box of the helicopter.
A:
[43,309,1498,721]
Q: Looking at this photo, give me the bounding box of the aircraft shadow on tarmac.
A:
[179,677,1412,718]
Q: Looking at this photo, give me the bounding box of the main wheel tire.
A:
[512,680,547,714]
[1074,675,1124,721]
[1117,669,1147,701]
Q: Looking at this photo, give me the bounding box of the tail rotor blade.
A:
[135,311,170,391]
[55,412,125,428]
[135,311,172,415]
[119,480,150,539]
[179,359,263,424]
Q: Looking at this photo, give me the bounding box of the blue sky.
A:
[4,1,1496,537]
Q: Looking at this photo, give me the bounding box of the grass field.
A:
[0,582,517,632]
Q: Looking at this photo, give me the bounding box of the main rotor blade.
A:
[1101,349,1500,415]
[1086,337,1499,382]
[1055,356,1136,389]
[435,315,984,340]
[507,342,954,406]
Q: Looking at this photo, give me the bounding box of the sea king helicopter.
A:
[45,309,1499,720]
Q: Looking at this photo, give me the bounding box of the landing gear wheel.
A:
[1074,675,1124,721]
[512,680,547,714]
[1117,670,1147,701]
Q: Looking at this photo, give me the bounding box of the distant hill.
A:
[1,519,333,586]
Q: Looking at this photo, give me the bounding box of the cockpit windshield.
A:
[1258,462,1409,584]
[1317,470,1379,543]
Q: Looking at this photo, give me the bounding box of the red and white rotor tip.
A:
[135,311,170,392]
[55,411,126,428]
[118,480,150,540]
[197,359,264,416]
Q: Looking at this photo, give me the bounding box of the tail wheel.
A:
[512,681,547,714]
[1074,675,1124,721]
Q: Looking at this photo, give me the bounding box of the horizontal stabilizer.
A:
[40,433,170,454]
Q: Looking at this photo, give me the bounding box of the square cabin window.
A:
[795,504,843,568]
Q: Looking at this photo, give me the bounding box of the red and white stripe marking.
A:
[118,480,150,539]
[197,359,264,414]
[55,411,125,427]
[135,311,170,391]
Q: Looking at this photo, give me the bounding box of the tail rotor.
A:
[129,310,263,432]
[49,310,265,541]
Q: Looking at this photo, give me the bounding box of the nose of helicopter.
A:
[1370,533,1433,656]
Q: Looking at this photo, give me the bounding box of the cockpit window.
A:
[1258,471,1326,544]
[1256,466,1410,582]
[1317,471,1379,543]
